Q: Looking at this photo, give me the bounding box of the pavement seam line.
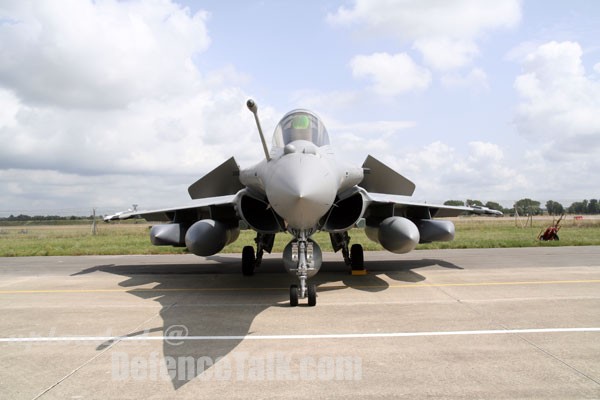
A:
[2,279,600,294]
[507,329,600,387]
[444,294,600,388]
[31,307,168,399]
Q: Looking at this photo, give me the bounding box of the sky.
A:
[1,0,599,216]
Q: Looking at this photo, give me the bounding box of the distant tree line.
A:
[0,214,94,221]
[565,199,600,215]
[443,198,600,216]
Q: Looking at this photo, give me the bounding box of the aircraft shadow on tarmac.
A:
[73,256,461,389]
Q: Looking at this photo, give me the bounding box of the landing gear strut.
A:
[329,232,366,274]
[241,233,275,276]
[288,231,317,307]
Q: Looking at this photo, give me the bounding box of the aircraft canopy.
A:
[272,110,330,147]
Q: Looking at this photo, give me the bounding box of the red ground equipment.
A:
[538,214,564,241]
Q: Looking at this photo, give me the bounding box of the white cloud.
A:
[505,40,542,62]
[328,0,521,70]
[327,0,520,39]
[0,168,193,215]
[0,0,268,214]
[350,52,431,95]
[289,90,360,113]
[514,41,600,156]
[413,38,478,71]
[440,68,489,90]
[334,120,416,134]
[0,0,210,109]
[0,88,264,175]
[391,140,527,201]
[324,115,528,202]
[468,141,504,163]
[333,119,417,156]
[0,88,20,128]
[512,41,600,201]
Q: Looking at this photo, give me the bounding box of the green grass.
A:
[0,224,188,257]
[1,217,599,257]
[416,218,600,249]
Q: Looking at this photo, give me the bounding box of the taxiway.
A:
[1,247,599,399]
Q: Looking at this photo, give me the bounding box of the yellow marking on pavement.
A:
[382,279,600,289]
[0,279,599,294]
[0,287,284,294]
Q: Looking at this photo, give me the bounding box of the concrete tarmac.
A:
[1,247,599,399]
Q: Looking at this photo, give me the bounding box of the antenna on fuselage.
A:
[246,99,271,161]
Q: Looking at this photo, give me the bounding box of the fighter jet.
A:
[106,99,501,306]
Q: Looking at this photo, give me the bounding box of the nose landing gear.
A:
[287,231,319,307]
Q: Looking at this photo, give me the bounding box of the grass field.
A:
[1,216,599,257]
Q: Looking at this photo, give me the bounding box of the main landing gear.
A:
[330,232,366,275]
[241,233,275,276]
[241,246,256,276]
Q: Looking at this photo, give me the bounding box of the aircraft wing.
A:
[103,194,238,223]
[365,192,503,218]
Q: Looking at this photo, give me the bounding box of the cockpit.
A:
[272,110,330,148]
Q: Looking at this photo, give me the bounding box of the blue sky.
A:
[1,0,599,216]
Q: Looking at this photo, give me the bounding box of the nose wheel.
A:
[289,283,316,307]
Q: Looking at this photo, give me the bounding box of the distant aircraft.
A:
[106,99,501,306]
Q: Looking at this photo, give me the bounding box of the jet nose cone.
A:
[266,154,337,230]
[280,174,327,209]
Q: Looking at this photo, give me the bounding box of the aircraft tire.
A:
[242,246,255,276]
[307,284,317,307]
[289,285,299,307]
[350,244,364,269]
